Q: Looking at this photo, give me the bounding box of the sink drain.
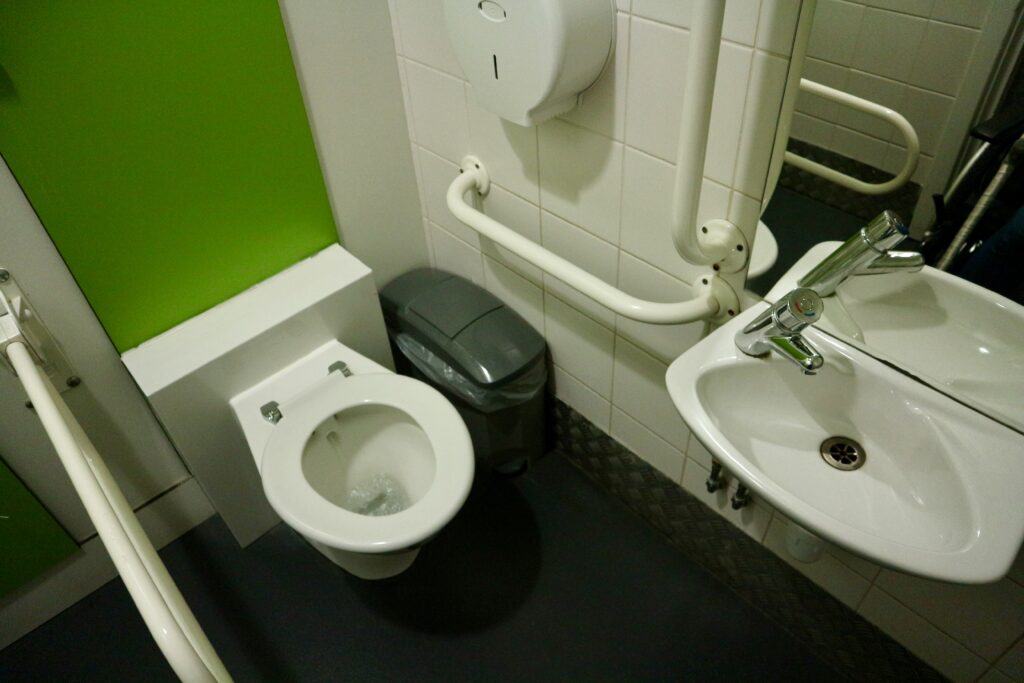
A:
[820,436,865,471]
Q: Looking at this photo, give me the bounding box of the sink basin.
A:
[769,242,1024,433]
[667,304,1024,583]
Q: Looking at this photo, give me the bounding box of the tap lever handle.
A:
[773,287,823,333]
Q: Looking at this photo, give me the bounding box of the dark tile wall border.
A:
[781,138,922,223]
[548,398,946,683]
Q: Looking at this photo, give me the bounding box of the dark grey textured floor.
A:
[0,454,842,682]
[552,401,943,683]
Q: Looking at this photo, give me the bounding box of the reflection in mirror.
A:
[747,0,1024,309]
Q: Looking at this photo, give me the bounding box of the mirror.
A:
[747,0,1024,307]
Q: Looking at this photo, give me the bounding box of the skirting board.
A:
[0,477,214,651]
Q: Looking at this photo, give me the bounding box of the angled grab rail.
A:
[787,79,920,195]
[446,163,738,324]
[5,340,231,683]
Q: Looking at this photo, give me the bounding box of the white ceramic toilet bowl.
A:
[232,342,474,579]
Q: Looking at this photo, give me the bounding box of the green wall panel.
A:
[0,456,78,599]
[0,1,337,350]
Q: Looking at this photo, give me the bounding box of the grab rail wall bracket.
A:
[0,269,77,391]
[447,157,740,325]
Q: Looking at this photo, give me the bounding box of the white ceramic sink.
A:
[769,242,1024,433]
[667,304,1024,583]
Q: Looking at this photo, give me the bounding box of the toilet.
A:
[230,340,475,579]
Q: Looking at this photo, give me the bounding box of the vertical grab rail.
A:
[671,0,745,266]
[5,341,232,683]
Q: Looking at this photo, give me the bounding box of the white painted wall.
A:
[278,0,429,289]
[387,1,1024,681]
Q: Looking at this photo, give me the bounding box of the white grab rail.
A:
[442,0,746,324]
[446,165,738,323]
[6,341,232,683]
[787,79,920,195]
[671,0,741,265]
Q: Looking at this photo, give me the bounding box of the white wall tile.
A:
[723,0,761,46]
[428,220,483,284]
[851,9,927,83]
[789,113,835,149]
[404,60,470,163]
[827,543,881,582]
[685,433,714,469]
[996,638,1024,682]
[681,459,773,541]
[807,0,865,65]
[733,50,789,198]
[898,86,955,156]
[863,0,935,17]
[386,0,403,54]
[859,588,988,682]
[834,70,905,140]
[540,210,618,328]
[416,147,476,239]
[620,147,728,285]
[831,126,888,168]
[728,189,763,238]
[757,0,803,56]
[482,256,544,334]
[931,0,990,29]
[394,0,463,77]
[763,515,871,608]
[611,408,685,481]
[552,365,612,432]
[796,58,849,122]
[1008,545,1024,587]
[625,18,689,162]
[395,58,417,144]
[561,12,630,141]
[705,43,754,186]
[909,21,979,97]
[612,338,691,448]
[538,119,624,244]
[632,0,762,46]
[615,252,708,363]
[874,570,1024,662]
[544,292,616,398]
[467,87,540,203]
[480,183,543,283]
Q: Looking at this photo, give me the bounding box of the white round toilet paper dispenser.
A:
[444,0,616,127]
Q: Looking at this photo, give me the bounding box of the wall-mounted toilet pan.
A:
[232,341,475,579]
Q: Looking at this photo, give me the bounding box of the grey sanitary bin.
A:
[380,269,547,473]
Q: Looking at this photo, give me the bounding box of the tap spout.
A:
[765,334,824,375]
[856,250,924,275]
[798,210,916,296]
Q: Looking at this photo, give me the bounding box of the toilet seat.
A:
[260,373,474,554]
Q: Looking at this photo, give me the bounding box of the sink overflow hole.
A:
[819,436,865,471]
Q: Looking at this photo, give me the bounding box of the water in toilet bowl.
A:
[344,472,410,516]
